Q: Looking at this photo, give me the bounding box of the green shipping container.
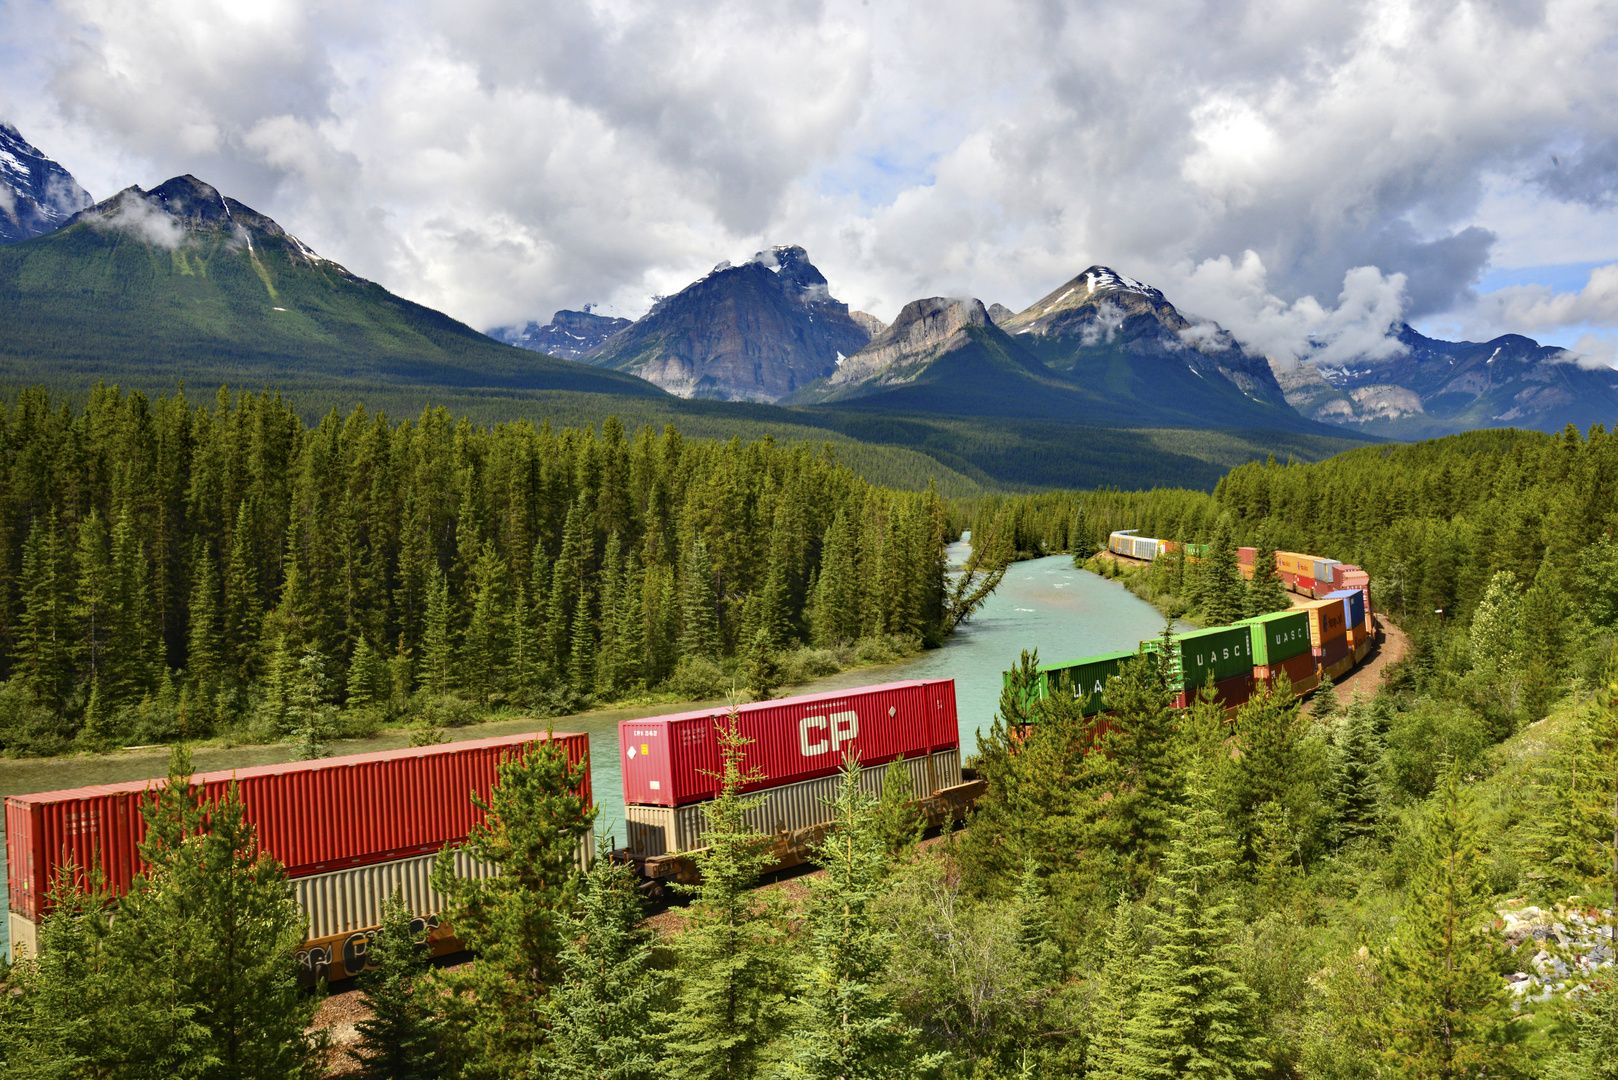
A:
[1237,610,1311,667]
[1167,624,1254,689]
[1035,649,1137,716]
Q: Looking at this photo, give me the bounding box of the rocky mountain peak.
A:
[583,243,873,401]
[0,122,93,243]
[489,307,633,360]
[66,175,327,264]
[824,297,990,389]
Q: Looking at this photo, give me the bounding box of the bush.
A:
[669,656,731,700]
[0,680,76,756]
[525,682,592,718]
[409,695,484,730]
[1381,697,1492,803]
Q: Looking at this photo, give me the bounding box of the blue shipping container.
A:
[1324,588,1365,630]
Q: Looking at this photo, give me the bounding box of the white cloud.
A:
[1469,263,1618,334]
[1,0,1616,342]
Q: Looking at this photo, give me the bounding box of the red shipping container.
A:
[1280,571,1297,588]
[6,732,590,923]
[1213,673,1253,711]
[1256,650,1318,688]
[1237,547,1256,566]
[1295,575,1318,597]
[1314,634,1351,669]
[620,680,959,808]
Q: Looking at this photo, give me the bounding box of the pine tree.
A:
[546,498,587,673]
[812,511,858,646]
[1200,513,1244,626]
[15,512,75,708]
[1224,678,1326,866]
[1088,899,1140,1080]
[661,709,792,1080]
[186,542,223,693]
[1312,672,1339,723]
[783,757,937,1080]
[285,648,337,760]
[1333,703,1384,846]
[680,535,722,661]
[71,507,112,697]
[1125,757,1263,1080]
[430,734,597,1076]
[462,540,507,704]
[744,629,781,701]
[419,561,456,697]
[352,891,444,1080]
[535,837,664,1080]
[1101,635,1183,870]
[569,577,597,693]
[346,636,387,713]
[1245,534,1289,618]
[1529,659,1618,892]
[1548,982,1618,1080]
[1518,557,1569,719]
[1368,766,1521,1078]
[108,505,160,703]
[615,548,647,692]
[222,500,263,682]
[873,755,924,858]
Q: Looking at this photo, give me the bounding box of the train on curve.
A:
[1032,531,1379,717]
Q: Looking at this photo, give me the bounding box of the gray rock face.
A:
[0,123,93,243]
[582,245,873,402]
[998,265,1292,408]
[827,297,990,390]
[489,308,632,360]
[1277,324,1618,437]
[986,303,1015,325]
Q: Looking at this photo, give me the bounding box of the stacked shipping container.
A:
[6,732,591,981]
[618,681,963,861]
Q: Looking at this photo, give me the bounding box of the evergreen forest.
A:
[0,385,964,756]
[3,418,1618,1080]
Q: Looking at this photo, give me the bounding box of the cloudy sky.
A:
[4,0,1618,368]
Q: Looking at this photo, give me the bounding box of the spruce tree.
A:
[16,512,75,708]
[285,647,337,759]
[1311,672,1339,723]
[1088,899,1140,1080]
[1224,678,1325,867]
[71,507,112,697]
[419,561,456,697]
[352,891,444,1080]
[1200,513,1244,626]
[812,511,858,646]
[430,734,597,1076]
[662,709,793,1080]
[222,500,263,682]
[679,535,722,661]
[1100,635,1183,870]
[462,539,507,704]
[1518,556,1568,718]
[1244,533,1289,618]
[873,754,924,858]
[1369,766,1521,1078]
[1125,757,1263,1080]
[1333,703,1384,846]
[744,629,781,701]
[186,542,223,693]
[535,837,664,1080]
[1529,658,1618,892]
[783,758,938,1080]
[346,636,387,713]
[1548,982,1618,1080]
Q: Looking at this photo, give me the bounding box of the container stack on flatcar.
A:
[1033,532,1386,718]
[5,732,591,982]
[616,681,975,887]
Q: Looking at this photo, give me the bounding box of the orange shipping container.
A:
[1301,597,1348,646]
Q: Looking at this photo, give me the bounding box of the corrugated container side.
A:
[1136,538,1159,560]
[1175,624,1255,687]
[1256,650,1318,688]
[1325,589,1366,630]
[1237,547,1256,566]
[625,751,962,858]
[7,732,590,922]
[1313,634,1351,669]
[620,680,959,808]
[1038,649,1137,716]
[1241,610,1311,667]
[1295,574,1318,597]
[1313,558,1340,583]
[1213,673,1252,711]
[1280,570,1296,588]
[1303,597,1349,646]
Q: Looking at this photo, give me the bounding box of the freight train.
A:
[1043,532,1380,716]
[6,684,986,981]
[5,732,592,984]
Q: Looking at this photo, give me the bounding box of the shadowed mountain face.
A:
[582,245,874,402]
[489,308,633,360]
[0,174,665,398]
[0,123,93,243]
[1275,323,1618,438]
[788,272,1329,434]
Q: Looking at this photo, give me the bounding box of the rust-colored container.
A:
[1237,547,1256,566]
[1302,597,1348,647]
[1314,634,1351,670]
[1280,570,1297,588]
[1256,650,1318,688]
[6,732,590,923]
[620,680,959,808]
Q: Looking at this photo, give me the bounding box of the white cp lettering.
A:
[798,710,860,757]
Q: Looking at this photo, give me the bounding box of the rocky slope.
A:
[0,174,663,398]
[582,245,873,401]
[998,266,1291,408]
[0,122,93,243]
[488,308,632,360]
[1277,324,1618,438]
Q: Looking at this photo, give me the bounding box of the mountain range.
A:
[0,123,93,243]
